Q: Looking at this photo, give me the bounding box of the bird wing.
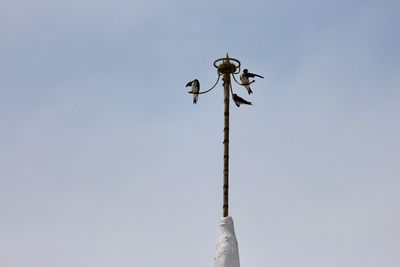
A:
[232,95,241,107]
[234,95,252,105]
[186,81,193,87]
[242,98,252,105]
[248,73,264,79]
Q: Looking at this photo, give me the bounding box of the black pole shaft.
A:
[223,73,230,217]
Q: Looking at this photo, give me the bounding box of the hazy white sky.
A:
[1,0,399,266]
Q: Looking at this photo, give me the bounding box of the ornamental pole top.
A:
[214,54,241,75]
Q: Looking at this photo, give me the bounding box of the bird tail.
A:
[193,94,198,104]
[243,84,253,95]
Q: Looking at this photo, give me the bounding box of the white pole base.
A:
[214,216,240,267]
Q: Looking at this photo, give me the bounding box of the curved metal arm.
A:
[229,78,235,96]
[231,73,255,86]
[188,73,221,95]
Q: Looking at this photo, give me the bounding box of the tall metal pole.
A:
[206,54,241,217]
[187,54,258,266]
[217,55,237,218]
[223,72,230,217]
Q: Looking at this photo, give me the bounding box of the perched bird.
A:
[240,69,264,95]
[186,79,200,104]
[232,94,252,107]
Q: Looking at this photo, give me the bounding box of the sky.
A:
[1,0,399,266]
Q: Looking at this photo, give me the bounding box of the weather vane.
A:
[186,54,263,218]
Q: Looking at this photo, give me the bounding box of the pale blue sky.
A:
[1,0,399,266]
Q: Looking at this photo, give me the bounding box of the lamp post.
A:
[187,53,260,217]
[215,56,240,218]
[186,54,262,267]
[186,54,263,217]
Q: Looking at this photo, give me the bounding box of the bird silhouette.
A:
[232,94,252,107]
[186,79,200,104]
[240,69,264,95]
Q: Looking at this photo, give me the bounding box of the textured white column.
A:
[214,216,240,267]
